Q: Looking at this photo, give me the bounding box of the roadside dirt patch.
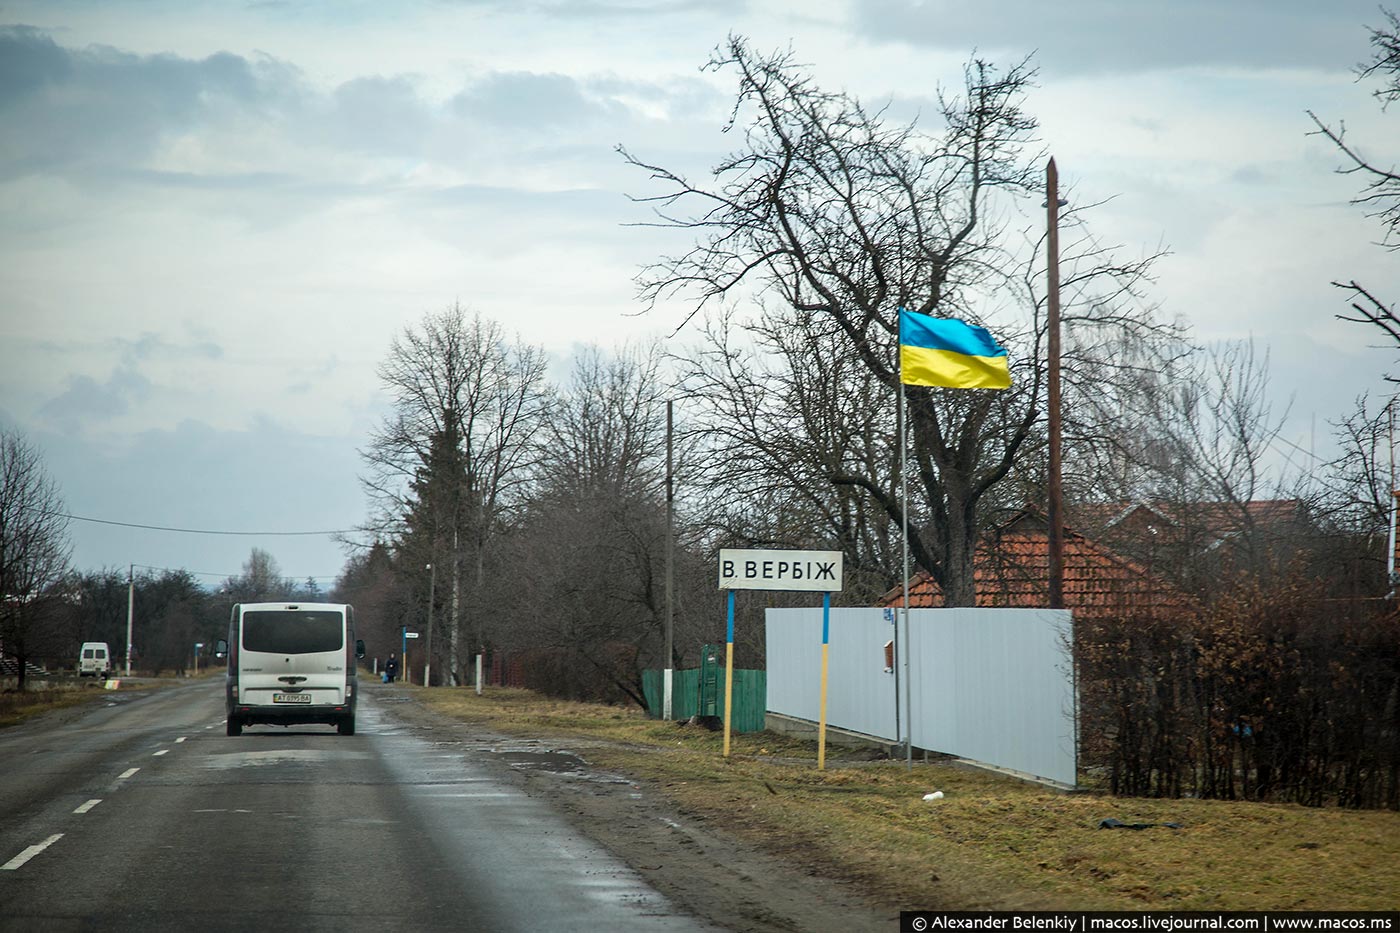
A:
[370,687,900,932]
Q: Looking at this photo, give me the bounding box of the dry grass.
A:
[0,678,165,729]
[415,686,1400,911]
[0,683,107,728]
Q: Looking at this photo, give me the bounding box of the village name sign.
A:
[717,548,844,593]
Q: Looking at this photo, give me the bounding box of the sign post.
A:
[404,630,419,686]
[723,589,736,757]
[717,549,843,764]
[818,592,831,770]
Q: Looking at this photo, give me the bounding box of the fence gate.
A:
[697,643,721,717]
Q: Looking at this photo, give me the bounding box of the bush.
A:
[1077,580,1400,809]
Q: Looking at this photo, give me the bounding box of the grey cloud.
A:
[30,334,224,369]
[0,25,304,177]
[326,74,432,155]
[434,0,744,16]
[452,71,623,128]
[117,333,224,363]
[0,25,727,240]
[0,26,686,192]
[848,0,1382,76]
[34,416,363,577]
[531,0,746,18]
[0,25,72,105]
[588,74,723,121]
[39,366,151,431]
[1230,165,1271,186]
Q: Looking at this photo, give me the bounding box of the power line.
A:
[47,509,356,537]
[132,563,341,582]
[1270,432,1324,463]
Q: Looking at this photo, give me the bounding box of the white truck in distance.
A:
[78,642,111,678]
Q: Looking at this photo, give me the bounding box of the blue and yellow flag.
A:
[898,308,1011,390]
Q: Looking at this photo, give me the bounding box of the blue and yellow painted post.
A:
[818,591,831,770]
[723,589,736,757]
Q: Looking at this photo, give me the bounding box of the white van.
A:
[78,642,111,678]
[217,602,364,737]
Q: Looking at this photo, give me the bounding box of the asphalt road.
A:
[0,680,717,931]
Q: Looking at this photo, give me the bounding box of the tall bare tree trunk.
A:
[474,541,485,685]
[448,526,461,686]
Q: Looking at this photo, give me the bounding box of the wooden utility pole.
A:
[1046,158,1065,609]
[425,561,435,687]
[664,399,674,720]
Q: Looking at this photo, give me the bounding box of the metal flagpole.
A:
[901,374,913,769]
[892,358,904,758]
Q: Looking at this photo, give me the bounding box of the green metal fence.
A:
[642,665,767,733]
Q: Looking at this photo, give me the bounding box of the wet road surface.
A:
[0,679,717,931]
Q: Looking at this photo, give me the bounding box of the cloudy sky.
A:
[1,0,1396,587]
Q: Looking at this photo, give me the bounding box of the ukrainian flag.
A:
[898,308,1011,389]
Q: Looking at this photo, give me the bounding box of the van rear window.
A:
[242,611,344,654]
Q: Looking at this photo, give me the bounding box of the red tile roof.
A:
[878,510,1192,619]
[1072,499,1304,547]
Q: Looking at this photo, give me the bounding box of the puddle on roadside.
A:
[492,749,584,773]
[487,748,634,786]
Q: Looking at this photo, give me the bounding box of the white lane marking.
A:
[2,834,64,871]
[118,768,139,780]
[193,809,253,814]
[175,737,187,743]
[73,800,102,814]
[153,749,169,757]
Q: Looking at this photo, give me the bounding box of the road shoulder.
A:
[368,685,898,933]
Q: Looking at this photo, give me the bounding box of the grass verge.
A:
[0,684,108,728]
[413,686,1400,911]
[0,678,165,729]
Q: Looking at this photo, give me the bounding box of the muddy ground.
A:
[371,687,901,932]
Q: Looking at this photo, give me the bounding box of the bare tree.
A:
[1073,340,1313,597]
[1309,9,1400,366]
[498,344,674,704]
[675,306,907,602]
[1171,343,1287,510]
[1311,396,1400,597]
[1309,8,1400,250]
[623,38,1170,604]
[332,541,408,664]
[0,429,70,688]
[362,304,549,683]
[223,547,290,603]
[1325,396,1395,540]
[539,344,667,502]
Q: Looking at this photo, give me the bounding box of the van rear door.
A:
[236,609,348,706]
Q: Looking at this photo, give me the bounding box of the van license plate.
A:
[273,693,312,704]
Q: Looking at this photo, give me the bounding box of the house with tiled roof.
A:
[878,507,1192,620]
[1066,498,1314,594]
[1072,499,1306,551]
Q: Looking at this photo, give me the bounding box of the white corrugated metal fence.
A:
[765,607,1076,786]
